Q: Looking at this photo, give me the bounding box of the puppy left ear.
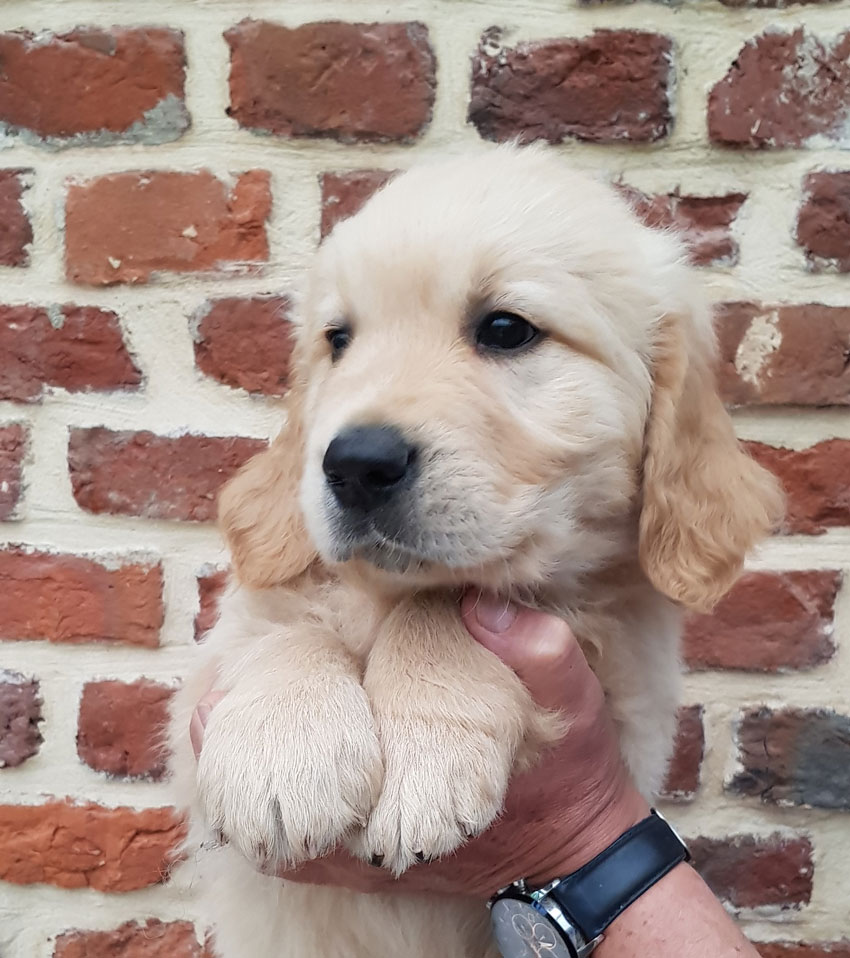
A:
[217,382,317,589]
[638,307,784,613]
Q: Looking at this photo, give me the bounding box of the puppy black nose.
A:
[323,426,416,511]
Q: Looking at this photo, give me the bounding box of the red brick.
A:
[0,423,26,520]
[0,304,141,403]
[68,427,266,523]
[469,28,673,144]
[684,571,840,672]
[756,944,850,958]
[621,187,746,266]
[660,705,704,800]
[796,172,850,272]
[193,297,293,395]
[0,548,163,647]
[65,170,271,286]
[54,920,206,958]
[320,170,396,238]
[730,707,850,810]
[78,680,174,780]
[716,303,850,406]
[689,834,813,910]
[709,29,850,149]
[0,670,42,768]
[746,440,850,534]
[0,169,32,266]
[0,801,183,891]
[226,20,435,143]
[0,28,187,145]
[195,568,227,641]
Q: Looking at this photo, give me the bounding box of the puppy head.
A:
[220,145,782,608]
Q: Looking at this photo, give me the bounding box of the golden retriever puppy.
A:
[168,143,782,958]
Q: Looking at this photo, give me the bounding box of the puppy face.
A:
[220,145,781,609]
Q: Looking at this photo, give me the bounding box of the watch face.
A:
[490,898,577,958]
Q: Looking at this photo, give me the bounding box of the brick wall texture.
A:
[1,1,848,954]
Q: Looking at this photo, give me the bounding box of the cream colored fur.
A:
[168,144,783,958]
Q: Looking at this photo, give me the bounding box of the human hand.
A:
[190,593,649,898]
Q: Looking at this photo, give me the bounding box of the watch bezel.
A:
[489,883,600,958]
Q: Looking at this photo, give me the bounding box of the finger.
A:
[190,691,227,759]
[461,591,598,713]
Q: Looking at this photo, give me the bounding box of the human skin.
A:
[190,594,759,957]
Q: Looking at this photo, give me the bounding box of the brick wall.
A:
[0,1,848,955]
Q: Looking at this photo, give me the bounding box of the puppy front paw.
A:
[348,714,513,874]
[197,676,382,869]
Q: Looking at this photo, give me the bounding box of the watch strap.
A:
[546,810,689,942]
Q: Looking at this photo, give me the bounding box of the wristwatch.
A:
[489,809,690,958]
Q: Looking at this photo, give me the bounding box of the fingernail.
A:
[474,593,518,634]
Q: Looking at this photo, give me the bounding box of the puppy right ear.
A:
[218,386,317,589]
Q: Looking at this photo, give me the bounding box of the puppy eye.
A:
[475,311,540,352]
[325,325,352,362]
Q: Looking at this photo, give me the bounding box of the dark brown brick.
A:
[730,707,850,810]
[68,427,266,523]
[226,20,435,143]
[661,705,704,800]
[716,303,850,407]
[0,28,188,146]
[621,187,746,266]
[469,28,673,144]
[195,568,227,642]
[320,170,396,238]
[0,801,183,891]
[690,834,813,910]
[684,571,841,672]
[54,920,207,958]
[0,547,163,647]
[756,944,850,958]
[193,297,293,395]
[0,423,26,520]
[796,172,850,272]
[0,305,141,402]
[0,169,32,266]
[65,170,271,286]
[0,671,42,768]
[746,440,850,534]
[77,680,174,780]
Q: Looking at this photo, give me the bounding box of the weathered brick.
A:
[746,440,850,534]
[730,707,850,810]
[0,169,32,266]
[796,172,850,272]
[690,834,813,910]
[0,801,182,891]
[0,670,42,768]
[621,187,746,266]
[193,297,293,395]
[709,29,850,149]
[78,680,174,780]
[226,20,435,143]
[54,920,207,958]
[320,170,396,238]
[684,571,840,672]
[0,423,26,520]
[0,304,141,403]
[65,170,271,286]
[717,303,850,407]
[756,944,850,958]
[660,705,704,800]
[195,568,227,642]
[0,548,163,647]
[68,427,266,522]
[469,28,673,144]
[0,28,188,147]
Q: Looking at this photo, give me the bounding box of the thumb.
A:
[461,591,594,712]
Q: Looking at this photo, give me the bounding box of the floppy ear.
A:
[638,308,784,613]
[217,383,317,589]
